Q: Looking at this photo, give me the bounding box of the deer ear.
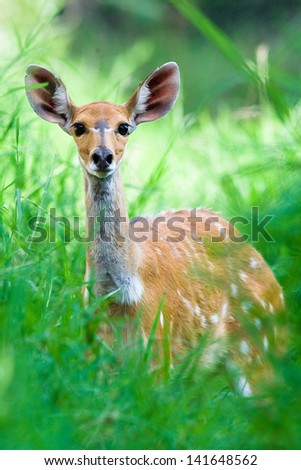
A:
[125,62,180,125]
[25,65,74,133]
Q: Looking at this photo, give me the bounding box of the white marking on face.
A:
[240,340,249,355]
[88,127,115,133]
[89,159,117,176]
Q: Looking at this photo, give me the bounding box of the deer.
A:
[25,62,285,395]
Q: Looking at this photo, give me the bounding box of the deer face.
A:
[25,63,180,179]
[69,102,132,178]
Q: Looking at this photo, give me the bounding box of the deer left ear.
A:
[125,62,180,125]
[25,65,74,133]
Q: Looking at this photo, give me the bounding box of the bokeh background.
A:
[0,0,301,450]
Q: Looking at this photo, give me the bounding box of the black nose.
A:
[91,148,113,171]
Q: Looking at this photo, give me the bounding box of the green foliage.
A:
[0,0,301,450]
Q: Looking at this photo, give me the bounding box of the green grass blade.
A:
[170,0,257,82]
[143,294,166,367]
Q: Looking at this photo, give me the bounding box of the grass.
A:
[0,0,301,450]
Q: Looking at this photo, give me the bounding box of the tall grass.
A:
[0,0,301,450]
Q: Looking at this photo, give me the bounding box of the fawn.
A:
[25,62,285,394]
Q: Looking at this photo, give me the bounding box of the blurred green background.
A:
[0,0,301,450]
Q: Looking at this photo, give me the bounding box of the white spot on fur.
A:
[221,301,228,318]
[210,313,219,324]
[188,238,198,255]
[240,340,249,355]
[177,289,193,310]
[214,222,226,234]
[142,330,148,347]
[170,243,181,259]
[263,336,269,351]
[120,275,144,305]
[255,293,266,309]
[269,302,274,314]
[242,301,250,313]
[155,247,162,256]
[231,283,238,297]
[239,271,248,282]
[182,246,193,260]
[279,291,284,304]
[135,83,151,114]
[208,260,215,272]
[250,257,259,268]
[238,375,252,397]
[194,305,201,317]
[201,315,207,327]
[255,318,262,329]
[160,311,164,328]
[214,222,223,229]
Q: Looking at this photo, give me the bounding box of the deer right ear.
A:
[25,65,74,133]
[125,62,180,126]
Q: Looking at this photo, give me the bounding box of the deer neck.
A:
[84,168,143,305]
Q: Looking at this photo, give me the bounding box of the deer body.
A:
[25,63,285,390]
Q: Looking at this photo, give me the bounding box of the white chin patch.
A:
[78,155,117,178]
[88,167,116,179]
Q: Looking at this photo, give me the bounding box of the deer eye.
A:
[117,123,129,136]
[73,123,86,136]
